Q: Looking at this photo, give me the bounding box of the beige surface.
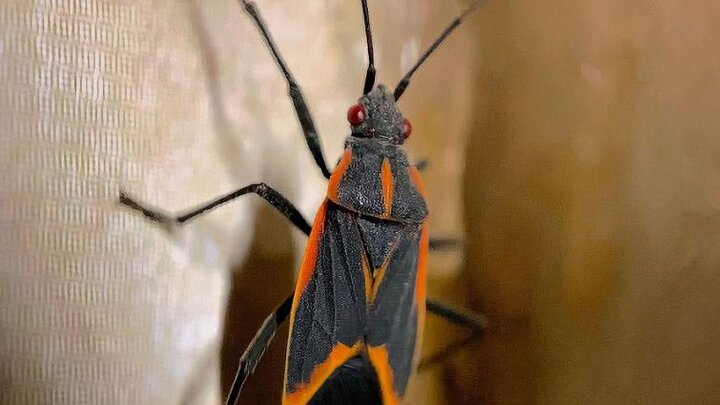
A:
[0,1,474,404]
[461,0,720,404]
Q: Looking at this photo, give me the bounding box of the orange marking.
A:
[369,266,386,304]
[367,345,401,405]
[284,201,328,393]
[415,222,429,305]
[361,254,372,301]
[368,227,407,303]
[292,201,328,303]
[413,221,430,369]
[283,342,363,405]
[381,157,394,217]
[327,148,353,201]
[408,165,428,199]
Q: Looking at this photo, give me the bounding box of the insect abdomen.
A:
[309,356,382,405]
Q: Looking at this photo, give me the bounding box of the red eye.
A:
[402,118,412,140]
[347,104,366,126]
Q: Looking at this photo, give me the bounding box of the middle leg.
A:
[225,293,293,405]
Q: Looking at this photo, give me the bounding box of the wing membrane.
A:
[284,203,369,404]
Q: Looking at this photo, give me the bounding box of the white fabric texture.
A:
[0,1,474,404]
[0,1,355,403]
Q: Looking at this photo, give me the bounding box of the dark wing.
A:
[365,221,428,403]
[284,202,370,404]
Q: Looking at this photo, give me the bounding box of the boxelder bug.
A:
[120,1,487,404]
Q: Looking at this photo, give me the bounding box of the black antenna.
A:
[362,0,376,94]
[394,1,484,101]
[238,0,332,178]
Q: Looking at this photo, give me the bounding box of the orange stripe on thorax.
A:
[381,157,394,218]
[327,148,352,201]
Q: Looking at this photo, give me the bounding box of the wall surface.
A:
[462,0,720,404]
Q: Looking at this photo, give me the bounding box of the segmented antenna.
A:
[361,0,376,94]
[393,1,484,101]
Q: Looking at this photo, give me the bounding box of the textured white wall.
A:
[0,1,476,404]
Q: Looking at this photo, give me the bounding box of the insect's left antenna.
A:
[239,0,332,178]
[361,0,376,94]
[393,1,484,101]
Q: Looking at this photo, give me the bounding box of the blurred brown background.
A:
[227,1,720,404]
[1,0,719,404]
[463,1,720,404]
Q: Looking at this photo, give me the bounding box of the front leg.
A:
[119,183,311,235]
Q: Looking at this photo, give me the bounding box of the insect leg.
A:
[426,298,487,333]
[413,159,465,252]
[238,1,331,179]
[418,331,483,371]
[225,293,486,403]
[226,293,294,405]
[419,298,487,370]
[428,237,463,251]
[119,183,311,235]
[415,159,430,172]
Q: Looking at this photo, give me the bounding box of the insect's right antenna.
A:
[361,0,376,94]
[393,1,484,101]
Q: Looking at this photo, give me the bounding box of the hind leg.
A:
[225,294,487,404]
[225,294,293,405]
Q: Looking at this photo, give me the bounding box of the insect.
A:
[120,1,487,404]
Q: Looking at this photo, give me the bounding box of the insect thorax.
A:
[328,138,428,223]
